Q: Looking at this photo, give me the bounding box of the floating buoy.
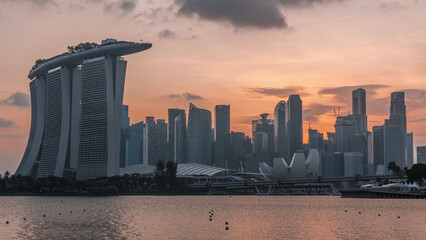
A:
[225,226,229,230]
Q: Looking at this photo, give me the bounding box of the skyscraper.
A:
[390,92,407,132]
[187,103,212,165]
[287,95,303,160]
[334,115,357,152]
[417,146,426,164]
[352,88,368,135]
[372,126,384,174]
[120,105,130,168]
[352,88,366,115]
[406,132,413,168]
[121,105,130,130]
[168,109,186,163]
[230,131,245,170]
[125,121,144,166]
[156,119,168,162]
[215,105,230,168]
[17,39,151,179]
[252,114,275,154]
[308,128,323,150]
[384,118,405,170]
[174,114,186,163]
[384,92,407,170]
[274,100,287,158]
[144,117,157,165]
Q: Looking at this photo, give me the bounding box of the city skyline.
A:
[1,0,426,172]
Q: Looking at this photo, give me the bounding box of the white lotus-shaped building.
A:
[259,149,320,180]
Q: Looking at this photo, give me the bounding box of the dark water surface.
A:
[0,196,425,239]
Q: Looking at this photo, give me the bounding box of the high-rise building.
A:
[390,92,407,132]
[406,132,413,168]
[156,119,168,162]
[16,39,151,180]
[352,88,366,115]
[168,109,186,163]
[389,92,407,168]
[352,88,367,135]
[384,118,405,170]
[230,131,245,170]
[334,115,357,152]
[252,113,274,154]
[244,136,253,154]
[344,152,364,177]
[174,114,186,163]
[372,126,385,174]
[145,117,157,165]
[121,105,130,130]
[77,56,128,180]
[120,105,130,168]
[287,95,303,160]
[187,103,212,165]
[274,100,287,158]
[215,105,230,168]
[125,121,144,166]
[308,128,323,150]
[417,146,426,164]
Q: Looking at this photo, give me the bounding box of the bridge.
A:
[184,175,402,195]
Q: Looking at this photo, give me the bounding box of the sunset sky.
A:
[0,0,425,172]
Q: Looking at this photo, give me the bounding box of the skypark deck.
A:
[28,40,152,79]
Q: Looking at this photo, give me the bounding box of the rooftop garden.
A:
[29,42,99,74]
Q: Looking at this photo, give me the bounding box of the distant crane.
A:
[333,106,341,117]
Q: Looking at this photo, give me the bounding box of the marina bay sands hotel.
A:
[16,39,152,180]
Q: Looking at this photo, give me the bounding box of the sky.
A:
[0,0,426,172]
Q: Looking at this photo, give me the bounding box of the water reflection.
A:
[0,196,424,239]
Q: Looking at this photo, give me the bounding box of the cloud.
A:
[103,0,138,14]
[410,118,426,123]
[399,88,426,110]
[174,0,346,30]
[175,0,288,29]
[278,0,346,8]
[0,91,30,108]
[158,29,177,39]
[303,103,336,122]
[232,115,261,125]
[0,118,15,128]
[245,86,307,98]
[319,84,390,104]
[377,1,408,11]
[166,92,204,101]
[0,134,26,139]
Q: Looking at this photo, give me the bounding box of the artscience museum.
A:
[259,149,320,180]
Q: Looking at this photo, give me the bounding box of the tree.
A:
[387,162,402,176]
[166,161,178,189]
[406,163,426,184]
[154,160,166,190]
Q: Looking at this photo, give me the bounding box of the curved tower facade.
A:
[16,39,152,180]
